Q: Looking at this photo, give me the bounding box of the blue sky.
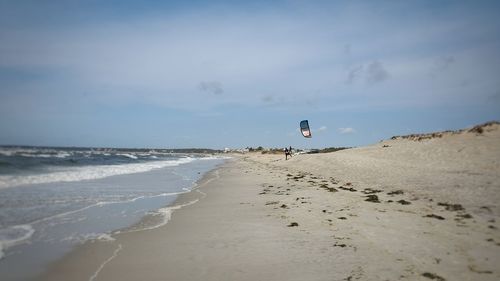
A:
[1,1,499,149]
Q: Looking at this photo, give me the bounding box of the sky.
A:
[1,0,499,149]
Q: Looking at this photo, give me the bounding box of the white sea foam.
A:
[86,197,205,280]
[0,225,35,260]
[0,150,15,156]
[96,233,115,242]
[26,191,185,229]
[0,148,72,158]
[89,243,122,281]
[199,155,232,161]
[0,190,186,258]
[55,152,72,158]
[0,157,196,189]
[125,198,200,233]
[117,153,138,159]
[63,233,116,244]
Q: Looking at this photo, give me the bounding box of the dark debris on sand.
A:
[480,206,493,213]
[387,190,404,196]
[365,195,380,203]
[288,222,299,227]
[456,213,473,219]
[468,265,493,274]
[424,214,445,220]
[286,173,307,181]
[265,201,279,205]
[259,187,272,195]
[339,186,357,192]
[437,202,464,211]
[320,184,338,192]
[397,199,411,205]
[362,188,382,194]
[422,272,446,281]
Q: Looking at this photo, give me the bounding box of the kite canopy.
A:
[300,120,312,138]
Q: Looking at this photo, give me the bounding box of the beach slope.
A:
[40,122,500,281]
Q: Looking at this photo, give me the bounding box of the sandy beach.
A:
[39,123,500,281]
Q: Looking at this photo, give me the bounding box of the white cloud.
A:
[317,126,327,132]
[338,127,356,134]
[1,1,499,113]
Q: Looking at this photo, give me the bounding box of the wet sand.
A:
[39,123,500,281]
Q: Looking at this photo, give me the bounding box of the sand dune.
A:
[247,121,500,280]
[264,121,500,213]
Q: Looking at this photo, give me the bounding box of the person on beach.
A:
[285,147,293,160]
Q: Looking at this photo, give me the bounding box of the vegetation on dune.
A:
[245,146,351,154]
[390,121,499,141]
[315,147,350,153]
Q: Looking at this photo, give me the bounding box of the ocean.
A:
[0,146,226,280]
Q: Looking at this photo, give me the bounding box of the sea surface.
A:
[0,146,226,280]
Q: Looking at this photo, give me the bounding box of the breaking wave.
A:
[0,157,195,189]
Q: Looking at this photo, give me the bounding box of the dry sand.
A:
[39,123,500,281]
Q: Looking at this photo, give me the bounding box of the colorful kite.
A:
[300,120,312,138]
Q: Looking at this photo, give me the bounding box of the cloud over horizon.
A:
[339,127,356,134]
[318,126,327,132]
[0,1,499,148]
[2,1,498,112]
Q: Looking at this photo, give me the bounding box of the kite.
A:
[300,120,312,138]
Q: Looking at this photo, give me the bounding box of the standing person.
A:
[289,146,293,157]
[284,147,289,160]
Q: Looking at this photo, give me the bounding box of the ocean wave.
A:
[199,155,232,161]
[18,152,71,158]
[117,153,138,159]
[0,225,35,260]
[18,191,186,230]
[0,190,186,258]
[0,150,16,157]
[0,157,196,189]
[0,148,72,159]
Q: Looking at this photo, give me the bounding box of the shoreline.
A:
[110,159,228,235]
[36,127,500,280]
[37,157,356,281]
[0,156,225,281]
[36,159,232,281]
